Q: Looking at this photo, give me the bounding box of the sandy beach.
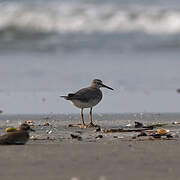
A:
[0,139,179,180]
[0,114,180,180]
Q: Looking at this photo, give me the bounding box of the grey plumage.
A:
[62,87,102,103]
[61,79,113,128]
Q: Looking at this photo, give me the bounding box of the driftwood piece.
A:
[68,123,100,128]
[134,121,168,128]
[103,127,152,133]
[68,124,82,128]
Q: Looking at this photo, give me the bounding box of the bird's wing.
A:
[71,87,102,102]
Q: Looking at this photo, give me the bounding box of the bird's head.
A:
[91,79,113,90]
[18,123,35,132]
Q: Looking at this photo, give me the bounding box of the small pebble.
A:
[153,134,161,138]
[135,121,143,128]
[166,134,173,138]
[118,136,124,139]
[47,130,53,134]
[137,131,147,137]
[94,127,101,132]
[132,136,136,139]
[172,121,180,125]
[44,122,50,126]
[96,135,103,139]
[70,134,82,141]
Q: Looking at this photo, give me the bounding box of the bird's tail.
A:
[60,93,75,100]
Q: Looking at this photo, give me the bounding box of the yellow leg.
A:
[81,108,86,128]
[90,107,93,124]
[88,107,96,127]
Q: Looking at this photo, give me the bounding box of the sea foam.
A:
[0,2,180,38]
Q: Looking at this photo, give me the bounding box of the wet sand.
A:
[0,140,180,180]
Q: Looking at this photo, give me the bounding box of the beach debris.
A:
[70,134,82,141]
[132,136,136,139]
[95,135,103,139]
[103,127,152,133]
[157,128,169,135]
[126,121,132,127]
[46,129,53,134]
[0,123,35,145]
[94,127,101,132]
[68,124,84,128]
[134,121,168,129]
[137,131,148,137]
[103,128,123,133]
[113,135,118,138]
[135,121,143,128]
[5,127,17,133]
[30,135,40,140]
[118,136,124,139]
[68,123,100,129]
[151,123,168,128]
[166,134,173,138]
[46,136,56,140]
[43,122,50,126]
[134,122,168,129]
[172,121,180,125]
[152,134,162,139]
[136,128,174,140]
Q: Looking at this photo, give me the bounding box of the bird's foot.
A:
[81,124,87,129]
[68,123,87,128]
[87,123,100,128]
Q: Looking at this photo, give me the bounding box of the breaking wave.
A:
[0,2,180,39]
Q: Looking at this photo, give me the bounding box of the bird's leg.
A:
[88,107,97,127]
[81,108,86,128]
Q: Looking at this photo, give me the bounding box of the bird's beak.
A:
[30,128,35,132]
[101,83,114,90]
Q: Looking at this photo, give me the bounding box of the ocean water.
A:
[0,0,180,114]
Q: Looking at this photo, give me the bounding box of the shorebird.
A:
[61,79,113,128]
[0,123,35,145]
